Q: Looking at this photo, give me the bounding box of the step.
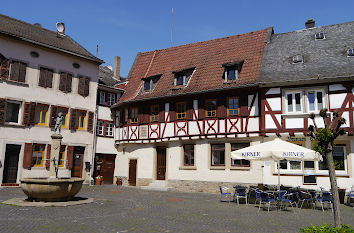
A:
[140,180,169,191]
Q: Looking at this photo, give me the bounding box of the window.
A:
[184,144,194,166]
[76,110,86,130]
[124,109,129,123]
[286,92,302,113]
[315,32,325,40]
[144,79,151,91]
[231,143,250,167]
[227,97,239,116]
[59,72,72,93]
[5,100,21,124]
[292,55,303,63]
[107,93,116,106]
[57,107,68,128]
[211,144,225,166]
[130,107,138,123]
[176,102,186,120]
[105,122,114,137]
[150,105,159,122]
[58,146,66,167]
[96,121,104,136]
[35,104,48,126]
[9,60,27,82]
[78,76,90,97]
[38,67,53,88]
[174,68,194,87]
[206,99,217,117]
[319,145,346,171]
[223,62,243,82]
[347,49,354,57]
[99,91,106,105]
[176,75,184,86]
[142,75,160,92]
[307,90,324,112]
[278,160,302,170]
[114,110,120,127]
[32,144,45,167]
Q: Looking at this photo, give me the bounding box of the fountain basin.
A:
[20,178,84,202]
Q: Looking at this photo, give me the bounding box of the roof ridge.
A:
[65,34,98,59]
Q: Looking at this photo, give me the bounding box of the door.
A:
[128,159,137,186]
[156,147,166,180]
[71,147,84,178]
[2,144,21,184]
[101,154,116,184]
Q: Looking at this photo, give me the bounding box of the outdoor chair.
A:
[234,186,248,206]
[315,191,333,212]
[297,191,315,209]
[258,192,276,212]
[278,191,296,210]
[219,186,233,202]
[346,187,354,206]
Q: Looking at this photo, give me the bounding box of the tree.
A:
[308,109,346,227]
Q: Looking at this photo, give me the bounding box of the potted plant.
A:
[95,175,103,185]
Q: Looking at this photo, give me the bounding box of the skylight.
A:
[292,55,303,64]
[347,49,354,57]
[315,32,325,40]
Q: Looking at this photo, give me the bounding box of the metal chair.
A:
[219,186,233,202]
[346,187,354,206]
[234,186,248,206]
[258,192,276,212]
[297,191,315,209]
[315,191,333,212]
[278,190,296,210]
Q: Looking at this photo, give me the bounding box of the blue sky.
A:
[2,1,354,77]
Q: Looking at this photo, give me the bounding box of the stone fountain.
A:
[20,113,85,202]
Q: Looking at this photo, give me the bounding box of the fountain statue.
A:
[19,113,85,202]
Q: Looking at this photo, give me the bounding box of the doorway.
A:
[94,154,116,184]
[128,159,137,186]
[71,146,85,178]
[2,144,21,184]
[156,147,166,180]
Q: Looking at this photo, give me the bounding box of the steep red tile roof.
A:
[118,27,272,104]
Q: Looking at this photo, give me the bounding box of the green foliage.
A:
[313,128,333,154]
[300,224,354,233]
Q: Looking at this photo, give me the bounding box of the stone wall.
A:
[114,176,151,187]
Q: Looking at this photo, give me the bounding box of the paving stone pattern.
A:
[0,186,353,233]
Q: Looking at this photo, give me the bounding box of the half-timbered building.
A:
[0,14,102,185]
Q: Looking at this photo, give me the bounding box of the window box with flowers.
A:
[95,175,103,185]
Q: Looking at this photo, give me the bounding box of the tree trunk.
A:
[325,148,342,227]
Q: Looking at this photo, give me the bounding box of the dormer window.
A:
[292,55,303,64]
[315,32,325,40]
[222,61,243,82]
[173,68,195,87]
[347,49,354,57]
[142,75,161,92]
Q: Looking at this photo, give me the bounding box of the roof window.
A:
[142,75,161,93]
[173,67,195,87]
[347,49,354,57]
[315,32,325,40]
[292,55,303,64]
[222,61,243,82]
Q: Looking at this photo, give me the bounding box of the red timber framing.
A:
[261,82,354,136]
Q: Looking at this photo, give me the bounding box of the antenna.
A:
[96,44,99,57]
[56,22,65,34]
[171,8,174,47]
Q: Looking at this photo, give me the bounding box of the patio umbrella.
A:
[231,138,322,190]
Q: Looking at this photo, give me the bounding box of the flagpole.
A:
[171,8,173,47]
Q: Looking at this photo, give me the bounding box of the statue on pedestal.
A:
[54,112,64,134]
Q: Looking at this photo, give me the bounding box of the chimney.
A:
[114,56,120,80]
[305,19,315,29]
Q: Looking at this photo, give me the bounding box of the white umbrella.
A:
[231,138,322,190]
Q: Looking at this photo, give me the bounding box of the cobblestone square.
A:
[0,185,353,233]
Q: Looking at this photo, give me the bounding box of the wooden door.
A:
[156,147,166,180]
[101,155,115,184]
[128,159,137,186]
[71,147,84,178]
[2,144,21,184]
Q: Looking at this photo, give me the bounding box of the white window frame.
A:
[105,122,114,137]
[285,91,303,114]
[99,91,105,105]
[96,121,104,136]
[276,160,302,172]
[224,68,239,82]
[306,89,325,113]
[317,145,348,175]
[5,100,22,125]
[107,93,116,106]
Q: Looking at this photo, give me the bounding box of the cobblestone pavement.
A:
[0,185,353,233]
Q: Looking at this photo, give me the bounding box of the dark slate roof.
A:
[0,14,103,64]
[99,66,119,86]
[259,21,354,84]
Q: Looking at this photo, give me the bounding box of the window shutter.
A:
[66,74,72,92]
[217,96,226,119]
[46,144,51,169]
[22,102,31,126]
[39,69,46,87]
[158,103,165,123]
[66,146,74,169]
[87,111,94,133]
[84,78,90,97]
[23,143,33,169]
[169,102,176,122]
[18,62,26,82]
[69,109,77,130]
[46,69,53,88]
[186,100,194,121]
[0,98,6,125]
[59,73,66,91]
[49,105,58,128]
[29,102,37,125]
[78,77,84,96]
[198,99,205,120]
[240,95,248,117]
[0,59,10,80]
[10,61,19,81]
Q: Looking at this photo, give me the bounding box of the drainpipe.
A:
[90,103,99,186]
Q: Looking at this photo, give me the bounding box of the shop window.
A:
[206,99,217,118]
[231,143,250,167]
[211,144,225,166]
[35,104,48,126]
[32,144,45,167]
[184,144,194,166]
